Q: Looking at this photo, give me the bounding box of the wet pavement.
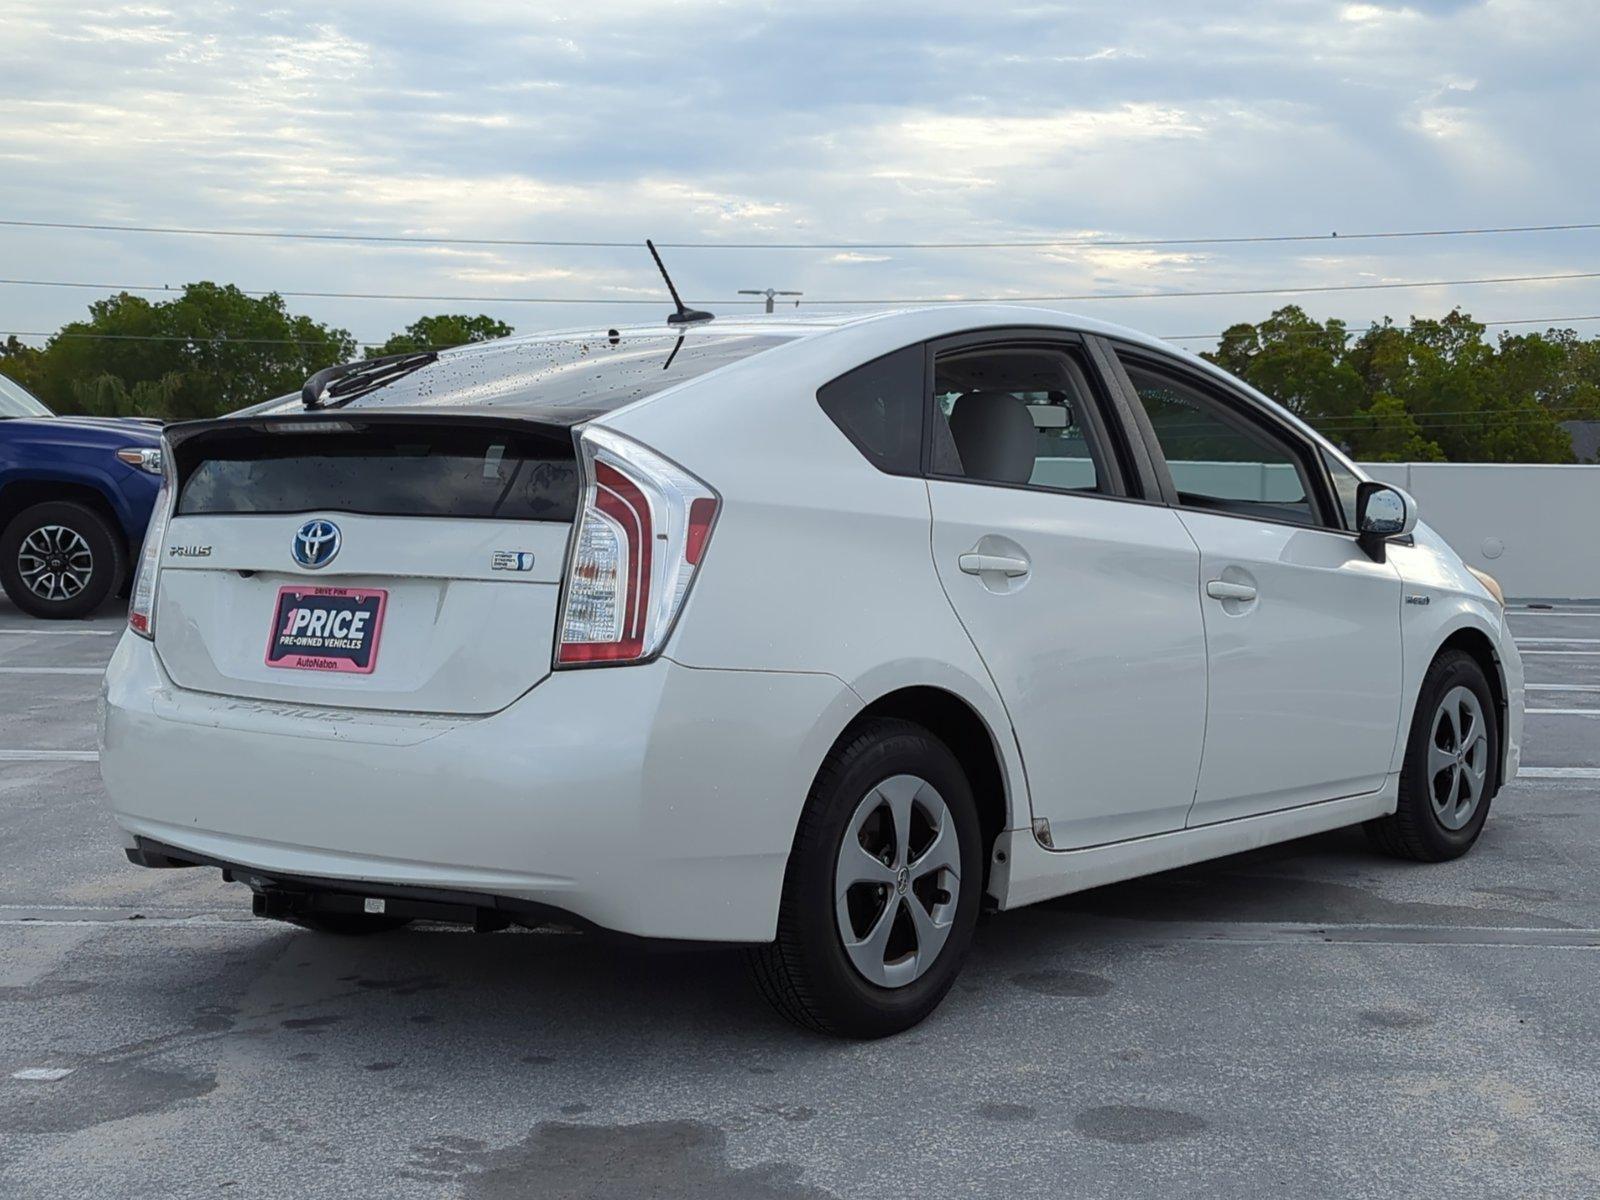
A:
[2,595,1597,1198]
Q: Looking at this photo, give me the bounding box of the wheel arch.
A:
[1434,624,1510,794]
[825,678,1024,903]
[0,478,127,545]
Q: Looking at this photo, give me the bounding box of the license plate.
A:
[265,586,387,674]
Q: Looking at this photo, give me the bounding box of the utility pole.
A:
[738,287,803,314]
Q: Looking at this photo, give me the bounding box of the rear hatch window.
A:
[177,423,579,523]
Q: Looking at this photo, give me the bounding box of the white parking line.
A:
[1516,637,1600,646]
[1521,651,1600,657]
[0,628,119,636]
[1527,684,1600,691]
[0,750,98,762]
[11,1067,75,1082]
[0,667,104,676]
[1518,766,1600,780]
[1527,708,1600,717]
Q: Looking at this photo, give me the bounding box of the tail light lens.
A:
[556,426,718,667]
[128,439,175,639]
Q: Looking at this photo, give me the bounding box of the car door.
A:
[1107,348,1404,826]
[924,331,1210,850]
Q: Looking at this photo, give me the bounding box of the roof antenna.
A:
[647,239,714,326]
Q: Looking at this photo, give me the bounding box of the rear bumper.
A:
[99,633,859,941]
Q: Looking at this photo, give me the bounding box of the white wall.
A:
[1361,463,1600,600]
[1033,458,1304,498]
[1034,457,1599,598]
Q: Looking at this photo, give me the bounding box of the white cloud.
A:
[0,0,1596,347]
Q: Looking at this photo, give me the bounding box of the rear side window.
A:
[177,425,579,522]
[816,345,926,475]
[931,344,1107,493]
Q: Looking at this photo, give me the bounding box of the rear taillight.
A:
[128,439,175,639]
[555,426,718,667]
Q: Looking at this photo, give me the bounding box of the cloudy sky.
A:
[1,0,1598,351]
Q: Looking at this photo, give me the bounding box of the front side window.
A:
[1121,357,1318,526]
[932,345,1107,493]
[1321,448,1363,530]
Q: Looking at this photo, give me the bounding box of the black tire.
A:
[283,912,414,936]
[1365,649,1499,862]
[0,500,126,620]
[746,718,983,1038]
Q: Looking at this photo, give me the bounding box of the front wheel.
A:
[0,501,126,620]
[747,718,983,1038]
[1366,650,1499,862]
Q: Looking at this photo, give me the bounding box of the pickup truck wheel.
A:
[0,501,126,620]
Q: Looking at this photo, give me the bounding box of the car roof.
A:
[463,304,1183,359]
[237,305,1359,476]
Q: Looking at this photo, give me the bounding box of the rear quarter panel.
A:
[601,329,1031,835]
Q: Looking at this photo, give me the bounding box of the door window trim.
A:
[1101,340,1345,533]
[920,328,1143,503]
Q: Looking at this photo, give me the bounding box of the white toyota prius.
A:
[99,305,1523,1037]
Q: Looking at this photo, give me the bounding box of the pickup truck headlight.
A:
[116,447,164,475]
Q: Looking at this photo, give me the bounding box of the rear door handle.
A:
[959,553,1030,578]
[1206,580,1257,602]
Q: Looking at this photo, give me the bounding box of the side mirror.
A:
[1356,482,1418,562]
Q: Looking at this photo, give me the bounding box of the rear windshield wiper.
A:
[301,350,438,410]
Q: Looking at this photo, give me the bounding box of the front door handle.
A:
[960,553,1030,578]
[1206,579,1257,602]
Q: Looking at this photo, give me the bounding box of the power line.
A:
[1272,407,1600,428]
[0,330,392,348]
[6,314,1600,351]
[1160,314,1600,341]
[4,269,1600,307]
[3,217,1599,251]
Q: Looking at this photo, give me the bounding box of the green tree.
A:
[1212,305,1581,463]
[1356,393,1445,462]
[0,335,45,397]
[366,314,513,358]
[13,283,354,420]
[1210,305,1366,426]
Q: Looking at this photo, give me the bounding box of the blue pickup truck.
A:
[0,373,164,619]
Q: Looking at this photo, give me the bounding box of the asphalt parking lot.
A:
[1,596,1597,1199]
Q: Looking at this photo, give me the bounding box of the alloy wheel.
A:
[17,525,95,603]
[1428,685,1489,832]
[834,774,961,989]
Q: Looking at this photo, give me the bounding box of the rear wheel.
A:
[1366,650,1498,862]
[747,718,982,1038]
[0,501,125,620]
